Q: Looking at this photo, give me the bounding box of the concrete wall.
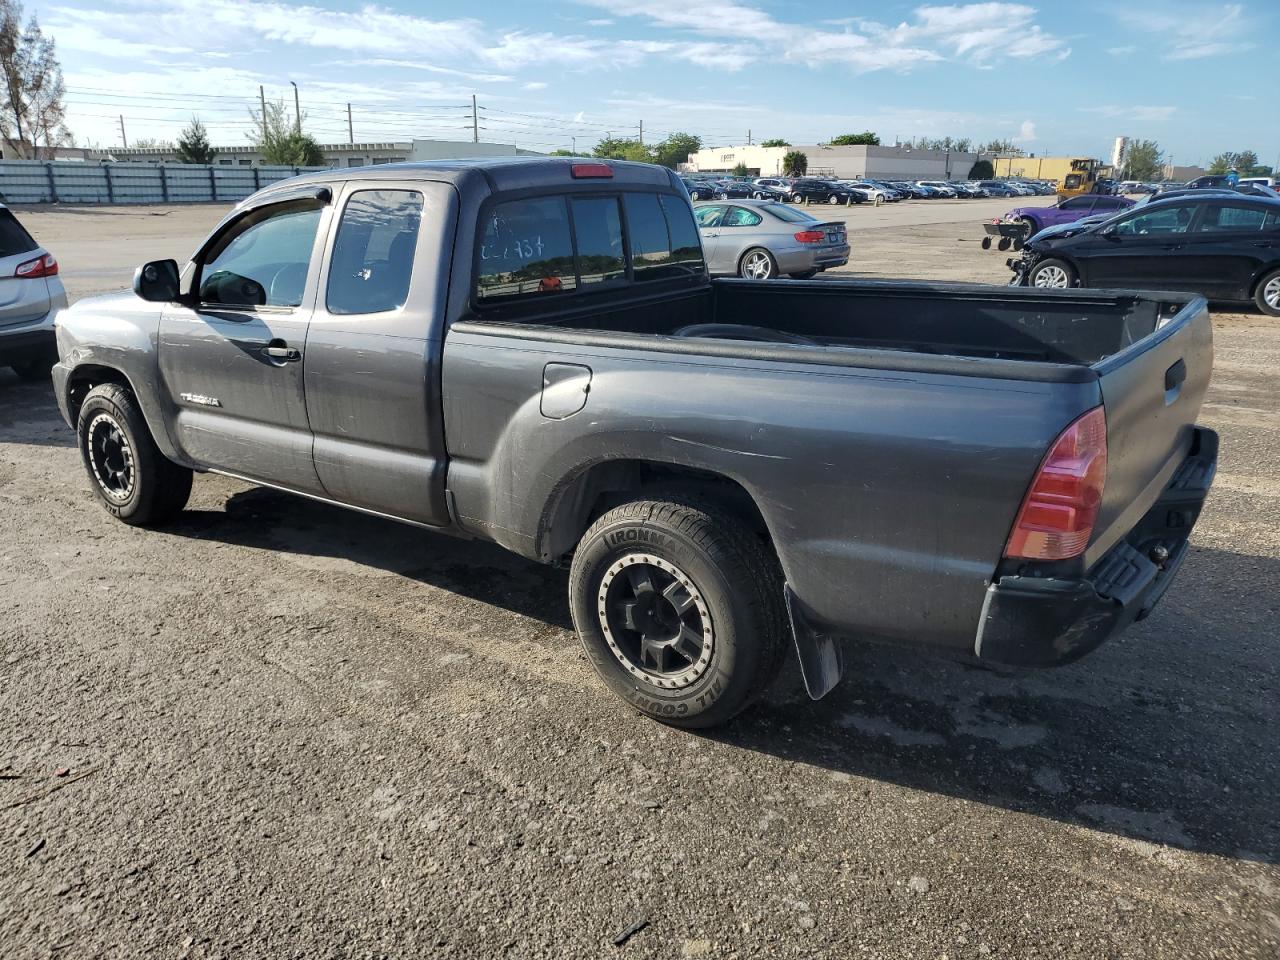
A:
[0,159,324,205]
[686,143,992,180]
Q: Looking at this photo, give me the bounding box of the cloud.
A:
[579,0,1069,71]
[522,81,549,91]
[1079,104,1178,123]
[1115,3,1253,60]
[1012,119,1037,142]
[1107,45,1137,55]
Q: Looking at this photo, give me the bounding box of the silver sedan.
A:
[693,200,850,280]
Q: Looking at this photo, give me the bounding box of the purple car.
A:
[1005,194,1134,238]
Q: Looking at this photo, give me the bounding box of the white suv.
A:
[0,205,67,381]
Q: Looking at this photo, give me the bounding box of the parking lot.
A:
[2,200,1278,959]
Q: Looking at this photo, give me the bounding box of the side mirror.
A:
[133,259,180,302]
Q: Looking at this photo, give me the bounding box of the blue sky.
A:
[29,0,1278,168]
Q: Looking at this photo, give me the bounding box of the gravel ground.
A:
[1,199,1277,959]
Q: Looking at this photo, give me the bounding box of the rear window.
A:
[476,191,704,303]
[763,204,818,224]
[0,209,38,258]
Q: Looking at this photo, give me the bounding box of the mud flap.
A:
[784,585,844,700]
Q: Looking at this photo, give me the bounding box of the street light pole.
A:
[289,81,301,135]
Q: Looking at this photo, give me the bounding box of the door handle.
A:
[1160,243,1183,251]
[262,340,301,363]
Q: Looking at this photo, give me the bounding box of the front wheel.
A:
[1254,267,1280,317]
[568,498,788,728]
[738,247,778,280]
[1028,257,1077,289]
[76,383,193,525]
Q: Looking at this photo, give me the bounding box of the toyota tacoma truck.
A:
[51,158,1217,727]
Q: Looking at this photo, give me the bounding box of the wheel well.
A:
[540,459,773,563]
[1251,264,1280,296]
[65,365,133,423]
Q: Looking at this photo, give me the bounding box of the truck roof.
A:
[265,156,680,199]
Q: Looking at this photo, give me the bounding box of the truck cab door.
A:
[302,181,458,526]
[158,193,332,493]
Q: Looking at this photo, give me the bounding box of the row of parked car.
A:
[681,175,1057,205]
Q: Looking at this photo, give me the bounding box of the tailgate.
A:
[1086,297,1214,567]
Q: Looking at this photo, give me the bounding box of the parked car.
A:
[964,181,992,198]
[681,178,717,201]
[978,181,1020,198]
[917,181,958,198]
[750,183,792,202]
[1005,193,1134,238]
[840,180,899,202]
[1240,176,1279,190]
[694,200,848,278]
[1010,194,1280,315]
[0,204,68,381]
[50,157,1218,728]
[789,179,857,204]
[714,181,756,199]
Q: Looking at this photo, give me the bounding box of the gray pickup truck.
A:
[52,158,1217,727]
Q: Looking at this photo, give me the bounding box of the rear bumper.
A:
[0,326,57,365]
[974,426,1218,667]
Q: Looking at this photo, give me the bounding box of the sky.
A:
[27,0,1279,168]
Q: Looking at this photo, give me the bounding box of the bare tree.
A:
[0,0,71,159]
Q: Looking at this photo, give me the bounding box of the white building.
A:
[88,138,543,168]
[685,143,995,180]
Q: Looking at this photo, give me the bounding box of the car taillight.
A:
[15,253,57,278]
[794,230,825,243]
[1004,406,1107,561]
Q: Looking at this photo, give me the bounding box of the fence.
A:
[0,160,328,205]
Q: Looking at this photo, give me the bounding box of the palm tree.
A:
[782,150,808,177]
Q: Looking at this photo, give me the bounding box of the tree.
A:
[592,136,652,163]
[732,161,749,177]
[0,0,71,159]
[1119,139,1162,181]
[968,159,994,179]
[129,137,172,150]
[760,138,790,147]
[175,117,216,164]
[548,148,574,156]
[249,98,325,166]
[782,150,807,176]
[1208,150,1265,176]
[651,132,701,169]
[979,139,1024,157]
[829,131,879,146]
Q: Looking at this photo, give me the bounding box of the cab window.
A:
[476,197,578,302]
[198,201,322,308]
[326,190,423,314]
[570,196,625,289]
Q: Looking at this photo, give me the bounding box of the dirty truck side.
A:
[51,158,1217,727]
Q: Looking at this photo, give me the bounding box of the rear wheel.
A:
[76,383,192,525]
[568,497,788,728]
[1028,258,1076,289]
[1254,267,1280,317]
[739,247,778,280]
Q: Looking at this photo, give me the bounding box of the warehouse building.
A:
[684,143,995,180]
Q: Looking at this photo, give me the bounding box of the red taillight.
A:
[1004,406,1107,561]
[794,230,825,243]
[570,162,613,179]
[15,253,57,278]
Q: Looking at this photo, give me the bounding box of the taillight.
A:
[1004,406,1107,561]
[794,230,825,243]
[15,253,57,278]
[570,162,613,179]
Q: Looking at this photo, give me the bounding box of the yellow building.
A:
[992,156,1106,186]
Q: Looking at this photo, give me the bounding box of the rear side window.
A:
[477,197,577,301]
[327,190,423,314]
[1196,205,1269,232]
[659,196,705,275]
[0,210,37,258]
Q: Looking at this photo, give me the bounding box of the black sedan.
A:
[681,179,718,201]
[1010,195,1280,315]
[789,179,860,205]
[714,181,757,199]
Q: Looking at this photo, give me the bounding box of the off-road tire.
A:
[76,383,192,525]
[569,497,788,728]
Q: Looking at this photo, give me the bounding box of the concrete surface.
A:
[1,199,1276,959]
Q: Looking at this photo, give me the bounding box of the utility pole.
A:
[638,120,643,146]
[472,95,479,144]
[747,129,752,145]
[347,103,354,144]
[118,115,127,149]
[259,85,267,136]
[571,136,577,154]
[289,81,301,134]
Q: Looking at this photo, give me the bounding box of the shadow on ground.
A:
[163,484,1280,868]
